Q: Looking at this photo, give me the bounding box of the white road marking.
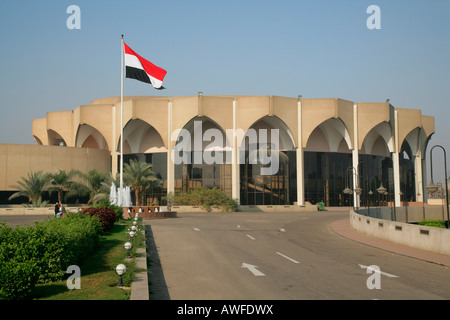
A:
[358,264,399,278]
[276,252,300,264]
[246,234,255,240]
[242,263,265,276]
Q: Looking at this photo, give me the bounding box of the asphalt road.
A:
[145,210,450,300]
[0,214,54,227]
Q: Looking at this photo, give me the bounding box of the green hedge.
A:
[170,187,238,212]
[418,219,446,229]
[0,212,103,300]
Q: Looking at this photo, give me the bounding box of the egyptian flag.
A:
[124,43,167,90]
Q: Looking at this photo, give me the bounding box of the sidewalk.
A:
[331,218,450,267]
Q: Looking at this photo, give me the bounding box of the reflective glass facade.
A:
[119,153,167,205]
[174,151,232,197]
[120,149,415,207]
[239,151,294,205]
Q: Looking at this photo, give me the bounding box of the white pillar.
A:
[393,110,401,207]
[415,150,424,203]
[167,101,175,195]
[231,100,240,203]
[422,157,428,204]
[352,103,360,209]
[296,99,305,206]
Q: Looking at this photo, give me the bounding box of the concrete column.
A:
[422,157,428,204]
[231,100,240,203]
[296,99,305,206]
[167,101,175,195]
[352,103,360,209]
[415,150,424,203]
[393,110,401,207]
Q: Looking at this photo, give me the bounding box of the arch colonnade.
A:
[32,95,435,208]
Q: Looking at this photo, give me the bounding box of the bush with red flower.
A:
[81,207,117,234]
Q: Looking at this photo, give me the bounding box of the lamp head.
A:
[376,184,387,195]
[115,264,127,276]
[426,180,439,194]
[343,187,352,194]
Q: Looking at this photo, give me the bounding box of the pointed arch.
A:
[360,122,393,156]
[118,119,166,154]
[76,124,109,150]
[238,115,295,151]
[47,129,67,146]
[305,118,352,153]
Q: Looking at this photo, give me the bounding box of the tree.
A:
[8,171,52,206]
[72,169,109,205]
[48,169,82,204]
[123,159,159,206]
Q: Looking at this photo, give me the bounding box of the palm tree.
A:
[48,169,82,204]
[8,171,52,206]
[94,172,122,205]
[123,159,159,206]
[70,169,109,205]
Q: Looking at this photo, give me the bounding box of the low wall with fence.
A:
[358,205,448,223]
[350,210,450,256]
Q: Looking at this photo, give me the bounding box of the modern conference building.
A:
[24,94,434,209]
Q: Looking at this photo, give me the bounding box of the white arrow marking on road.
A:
[193,228,200,231]
[246,234,255,240]
[276,252,300,264]
[358,264,398,278]
[242,263,265,276]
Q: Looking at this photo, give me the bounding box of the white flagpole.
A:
[120,35,124,193]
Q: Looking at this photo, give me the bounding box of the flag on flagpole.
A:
[124,42,167,90]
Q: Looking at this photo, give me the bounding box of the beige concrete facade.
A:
[25,94,434,207]
[0,144,111,191]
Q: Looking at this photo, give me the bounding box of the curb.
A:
[331,218,450,267]
[130,228,149,300]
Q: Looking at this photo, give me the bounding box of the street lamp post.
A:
[426,145,449,229]
[124,242,132,259]
[115,264,127,287]
[343,166,361,211]
[367,176,378,216]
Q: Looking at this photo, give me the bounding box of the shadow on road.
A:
[146,225,171,300]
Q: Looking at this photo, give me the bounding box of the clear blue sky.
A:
[0,0,449,180]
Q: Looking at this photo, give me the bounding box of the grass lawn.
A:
[31,219,146,300]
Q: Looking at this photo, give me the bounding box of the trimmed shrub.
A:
[0,213,103,300]
[0,224,39,300]
[82,206,117,234]
[170,187,238,212]
[418,219,446,229]
[93,199,124,220]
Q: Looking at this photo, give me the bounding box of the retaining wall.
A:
[350,210,450,256]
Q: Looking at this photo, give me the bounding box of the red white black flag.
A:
[124,42,167,90]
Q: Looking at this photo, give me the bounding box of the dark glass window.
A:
[118,152,167,205]
[174,151,232,197]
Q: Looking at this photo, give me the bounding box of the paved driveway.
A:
[145,210,450,300]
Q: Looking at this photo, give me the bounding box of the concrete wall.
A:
[0,206,83,215]
[350,210,450,256]
[0,144,111,191]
